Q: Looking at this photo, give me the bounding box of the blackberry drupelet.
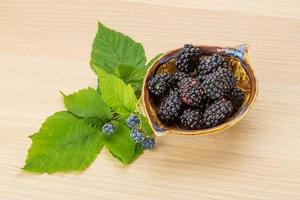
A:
[142,137,155,149]
[202,68,236,100]
[178,76,191,87]
[173,72,189,87]
[203,98,233,127]
[197,54,228,80]
[175,44,200,73]
[180,108,205,130]
[157,89,183,124]
[229,87,245,110]
[130,129,145,144]
[147,73,172,96]
[180,78,205,107]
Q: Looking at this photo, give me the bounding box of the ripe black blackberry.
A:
[229,87,245,110]
[175,44,200,73]
[197,54,228,80]
[147,73,172,96]
[180,108,204,130]
[202,68,236,100]
[203,98,233,127]
[157,89,183,124]
[173,72,189,86]
[180,78,205,107]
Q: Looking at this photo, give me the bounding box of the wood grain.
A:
[0,0,299,199]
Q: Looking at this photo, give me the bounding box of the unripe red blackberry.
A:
[180,78,205,107]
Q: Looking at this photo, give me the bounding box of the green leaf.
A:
[145,53,163,69]
[103,123,143,165]
[28,132,38,139]
[91,22,146,73]
[113,64,145,94]
[139,114,154,136]
[62,87,112,119]
[113,65,145,85]
[97,69,137,115]
[23,112,103,174]
[133,144,144,160]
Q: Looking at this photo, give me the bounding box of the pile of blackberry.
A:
[147,44,245,130]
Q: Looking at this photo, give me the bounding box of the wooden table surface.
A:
[1,0,300,199]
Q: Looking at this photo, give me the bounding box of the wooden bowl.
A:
[141,44,258,136]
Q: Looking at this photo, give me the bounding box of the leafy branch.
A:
[23,22,161,174]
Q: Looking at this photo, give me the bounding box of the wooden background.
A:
[1,0,300,199]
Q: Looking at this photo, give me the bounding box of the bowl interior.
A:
[142,45,258,136]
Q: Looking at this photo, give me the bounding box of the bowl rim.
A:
[142,44,258,136]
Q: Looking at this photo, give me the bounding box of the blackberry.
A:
[157,89,182,124]
[197,74,208,82]
[173,72,189,87]
[203,99,233,127]
[180,78,205,107]
[178,76,191,87]
[175,44,200,73]
[130,129,145,144]
[142,137,155,149]
[202,68,236,100]
[126,114,140,129]
[102,123,115,135]
[229,87,245,110]
[197,54,228,80]
[147,73,172,96]
[180,108,205,130]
